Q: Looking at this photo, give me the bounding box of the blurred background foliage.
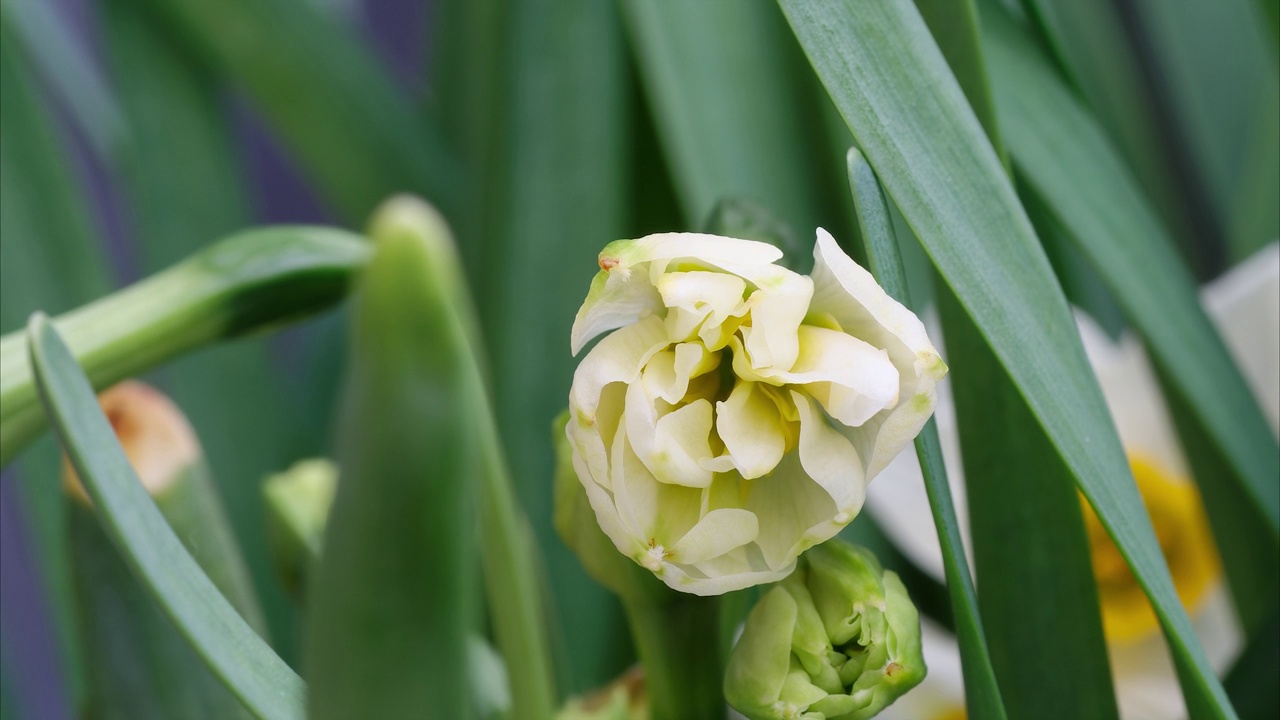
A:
[0,0,1275,718]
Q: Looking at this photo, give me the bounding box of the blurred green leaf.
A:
[100,0,312,661]
[981,0,1280,632]
[778,1,1235,716]
[620,0,834,238]
[28,314,304,720]
[0,0,127,160]
[1,226,369,465]
[432,0,633,694]
[848,147,1009,720]
[1223,609,1280,720]
[1122,0,1280,264]
[0,21,115,708]
[141,0,455,223]
[68,400,263,719]
[1015,0,1195,262]
[306,199,477,720]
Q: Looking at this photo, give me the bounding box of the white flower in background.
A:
[567,229,947,595]
[868,243,1279,719]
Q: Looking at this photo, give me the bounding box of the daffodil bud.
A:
[554,667,647,720]
[724,540,925,720]
[566,229,946,595]
[263,458,338,602]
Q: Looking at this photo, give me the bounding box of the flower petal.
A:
[791,326,900,427]
[599,232,783,271]
[657,271,749,346]
[1203,241,1279,434]
[570,268,664,355]
[641,342,720,405]
[568,315,669,420]
[713,380,789,480]
[809,227,945,475]
[741,271,814,371]
[744,452,840,570]
[791,390,864,517]
[669,508,759,565]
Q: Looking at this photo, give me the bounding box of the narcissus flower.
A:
[566,229,946,595]
[724,540,925,720]
[868,242,1278,719]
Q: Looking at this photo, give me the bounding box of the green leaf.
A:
[306,198,477,719]
[0,226,369,466]
[99,0,311,659]
[1223,609,1280,720]
[1014,0,1194,262]
[27,314,304,720]
[0,23,114,707]
[1122,0,1280,264]
[141,0,455,223]
[431,0,634,694]
[980,0,1280,632]
[0,0,128,160]
[906,3,1120,713]
[620,0,834,236]
[67,403,264,719]
[778,1,1235,716]
[943,283,1121,720]
[848,148,1008,720]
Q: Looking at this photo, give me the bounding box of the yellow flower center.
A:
[933,708,967,720]
[1081,454,1220,644]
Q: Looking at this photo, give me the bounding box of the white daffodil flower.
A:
[867,242,1279,719]
[567,229,947,596]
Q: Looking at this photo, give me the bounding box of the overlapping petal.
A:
[567,229,945,595]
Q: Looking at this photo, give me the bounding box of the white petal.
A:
[610,422,701,549]
[741,271,814,371]
[657,271,749,344]
[652,399,716,488]
[642,343,719,404]
[570,268,664,355]
[568,315,669,420]
[1203,241,1279,434]
[669,508,759,565]
[598,232,783,271]
[743,452,840,570]
[809,227,943,386]
[712,380,788,480]
[1077,312,1187,477]
[623,381,699,487]
[791,326,900,427]
[791,390,864,517]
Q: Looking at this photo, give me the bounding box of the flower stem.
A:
[622,590,724,720]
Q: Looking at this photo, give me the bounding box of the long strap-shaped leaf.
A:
[620,0,828,232]
[849,148,1007,720]
[27,314,304,720]
[911,3,1121,716]
[980,0,1280,629]
[777,2,1234,717]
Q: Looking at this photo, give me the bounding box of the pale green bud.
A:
[263,458,338,600]
[725,539,925,720]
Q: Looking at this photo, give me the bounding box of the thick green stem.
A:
[0,226,368,465]
[623,591,724,720]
